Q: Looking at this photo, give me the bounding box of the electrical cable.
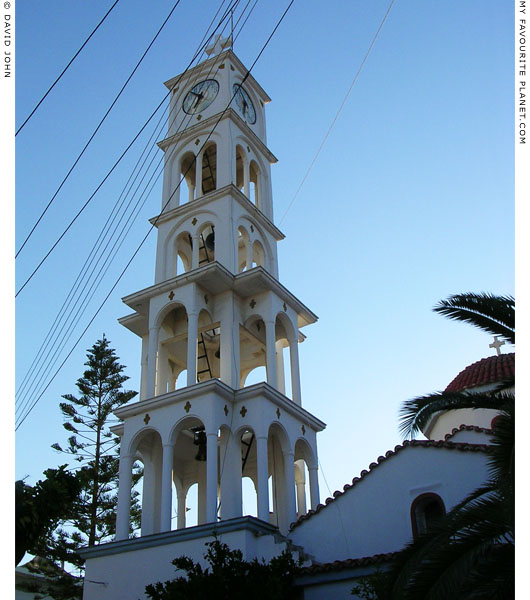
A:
[278,0,396,226]
[16,0,294,430]
[15,0,183,260]
[15,0,120,137]
[15,0,240,297]
[16,0,241,422]
[15,0,238,409]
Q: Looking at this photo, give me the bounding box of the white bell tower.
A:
[112,42,325,543]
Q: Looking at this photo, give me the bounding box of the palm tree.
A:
[385,293,515,599]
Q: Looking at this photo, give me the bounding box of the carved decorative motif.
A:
[144,414,151,424]
[283,302,287,312]
[184,401,191,413]
[276,408,281,419]
[192,217,198,226]
[196,115,202,121]
[250,225,254,232]
[195,138,200,145]
[301,425,306,435]
[224,404,229,416]
[240,406,247,417]
[250,299,256,309]
[168,291,175,301]
[204,295,209,304]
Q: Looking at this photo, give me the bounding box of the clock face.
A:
[232,84,256,124]
[182,79,219,114]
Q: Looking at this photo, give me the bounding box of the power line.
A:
[15,0,120,137]
[16,0,294,429]
[278,0,396,226]
[15,0,183,259]
[16,0,241,422]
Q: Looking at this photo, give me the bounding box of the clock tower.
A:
[81,38,325,599]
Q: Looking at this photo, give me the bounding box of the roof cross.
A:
[205,34,232,57]
[489,336,505,356]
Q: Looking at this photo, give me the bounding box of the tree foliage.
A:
[379,293,515,599]
[47,336,140,569]
[145,539,302,600]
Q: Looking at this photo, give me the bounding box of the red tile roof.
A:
[289,439,491,531]
[444,353,515,392]
[443,424,493,441]
[301,552,399,575]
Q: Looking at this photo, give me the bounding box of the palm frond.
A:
[398,389,508,440]
[434,293,515,344]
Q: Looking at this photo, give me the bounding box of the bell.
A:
[205,232,215,252]
[193,430,207,461]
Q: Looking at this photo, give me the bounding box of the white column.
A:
[115,454,134,540]
[245,240,253,270]
[283,451,297,529]
[187,311,198,386]
[191,234,200,270]
[220,297,240,389]
[276,341,285,394]
[289,337,302,405]
[195,152,203,199]
[308,466,320,510]
[177,490,186,529]
[160,443,173,532]
[264,320,277,388]
[206,432,218,523]
[243,158,250,198]
[140,335,148,401]
[220,432,242,520]
[188,182,195,203]
[146,325,160,399]
[256,435,270,522]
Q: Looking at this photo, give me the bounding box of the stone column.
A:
[283,451,297,529]
[308,466,320,511]
[191,234,200,270]
[140,335,148,401]
[206,432,218,523]
[289,336,302,405]
[187,311,199,386]
[276,341,285,394]
[256,435,270,522]
[243,158,250,198]
[195,152,203,199]
[219,296,240,389]
[177,490,186,530]
[264,320,277,388]
[115,454,134,540]
[246,240,253,271]
[220,432,242,520]
[160,443,173,532]
[146,325,160,399]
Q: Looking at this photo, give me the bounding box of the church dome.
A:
[444,353,515,392]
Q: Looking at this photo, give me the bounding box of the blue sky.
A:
[15,0,514,507]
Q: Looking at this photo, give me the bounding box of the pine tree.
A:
[50,335,140,565]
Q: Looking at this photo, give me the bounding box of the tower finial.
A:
[489,335,505,356]
[205,34,232,57]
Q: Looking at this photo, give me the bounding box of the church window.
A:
[411,493,446,539]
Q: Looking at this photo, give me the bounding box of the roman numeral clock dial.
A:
[182,79,219,114]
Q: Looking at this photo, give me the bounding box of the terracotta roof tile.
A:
[443,424,493,441]
[445,353,515,392]
[289,440,491,531]
[301,552,399,574]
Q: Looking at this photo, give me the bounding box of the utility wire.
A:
[15,0,120,137]
[278,0,396,225]
[16,0,240,420]
[16,0,294,430]
[15,0,239,297]
[15,0,182,259]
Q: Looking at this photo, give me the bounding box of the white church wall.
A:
[428,408,498,440]
[289,444,489,563]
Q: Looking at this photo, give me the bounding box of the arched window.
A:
[201,143,217,195]
[411,493,446,539]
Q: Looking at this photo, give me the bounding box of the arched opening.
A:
[185,483,199,527]
[179,152,196,205]
[237,226,251,272]
[411,493,446,539]
[252,240,265,269]
[175,232,192,275]
[242,477,258,517]
[130,459,144,537]
[158,304,188,394]
[239,316,267,387]
[197,309,220,382]
[235,145,246,193]
[197,223,216,266]
[249,160,260,208]
[267,423,294,533]
[129,429,164,537]
[294,438,317,516]
[201,143,217,195]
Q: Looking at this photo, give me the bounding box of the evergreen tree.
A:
[49,335,140,567]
